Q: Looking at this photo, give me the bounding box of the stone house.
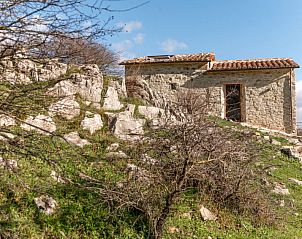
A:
[120,53,299,134]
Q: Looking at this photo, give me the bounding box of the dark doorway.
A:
[225,84,241,122]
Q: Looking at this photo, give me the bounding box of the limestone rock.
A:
[37,59,68,82]
[199,205,217,221]
[110,79,127,98]
[49,97,80,120]
[47,64,103,107]
[138,105,166,127]
[0,115,16,127]
[288,138,300,145]
[63,132,90,147]
[126,78,165,107]
[50,171,67,184]
[0,58,36,84]
[1,57,68,84]
[74,65,103,107]
[281,146,302,162]
[263,135,270,141]
[81,113,103,134]
[0,132,15,141]
[34,195,58,215]
[103,86,123,111]
[106,143,120,152]
[125,104,136,116]
[106,151,128,160]
[47,80,76,98]
[109,111,145,140]
[272,183,290,195]
[168,227,180,234]
[289,178,302,186]
[0,157,18,170]
[141,154,158,165]
[138,106,165,120]
[21,115,56,135]
[0,57,103,109]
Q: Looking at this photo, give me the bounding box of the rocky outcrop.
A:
[281,146,302,163]
[47,80,76,98]
[81,112,103,134]
[110,78,127,98]
[21,115,56,135]
[75,65,103,107]
[199,205,217,221]
[44,65,103,107]
[289,178,302,186]
[63,132,90,147]
[106,151,128,160]
[47,65,103,107]
[50,170,67,184]
[0,57,68,84]
[272,183,290,195]
[0,56,181,147]
[0,157,18,170]
[48,97,80,120]
[138,105,166,126]
[0,132,15,141]
[106,143,120,152]
[103,84,123,111]
[0,115,16,127]
[109,110,145,140]
[34,195,58,215]
[138,106,164,120]
[126,78,158,105]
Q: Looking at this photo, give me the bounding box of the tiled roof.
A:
[119,53,215,65]
[209,58,299,71]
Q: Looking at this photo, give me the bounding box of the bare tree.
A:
[38,36,119,73]
[0,0,148,59]
[84,92,272,239]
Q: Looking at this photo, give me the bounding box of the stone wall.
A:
[125,63,297,134]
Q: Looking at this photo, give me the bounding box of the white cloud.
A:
[296,80,302,122]
[133,33,145,45]
[112,40,133,52]
[117,21,142,33]
[112,33,144,54]
[160,39,188,53]
[119,52,137,62]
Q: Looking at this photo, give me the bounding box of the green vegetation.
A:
[0,116,302,238]
[161,143,302,239]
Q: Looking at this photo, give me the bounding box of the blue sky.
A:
[105,0,302,121]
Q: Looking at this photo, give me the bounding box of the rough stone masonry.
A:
[120,53,300,135]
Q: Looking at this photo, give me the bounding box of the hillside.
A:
[1,115,302,238]
[0,58,302,239]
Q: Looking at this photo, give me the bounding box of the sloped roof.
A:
[120,53,299,70]
[209,58,299,71]
[119,53,215,65]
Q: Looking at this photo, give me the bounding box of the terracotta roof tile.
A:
[120,52,299,70]
[210,58,299,71]
[119,53,215,65]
